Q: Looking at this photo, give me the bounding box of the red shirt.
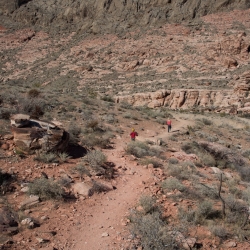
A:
[130,131,138,139]
[166,120,172,125]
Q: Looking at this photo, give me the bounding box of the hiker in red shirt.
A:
[130,128,138,141]
[166,119,172,133]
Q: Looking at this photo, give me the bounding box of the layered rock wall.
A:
[115,89,240,110]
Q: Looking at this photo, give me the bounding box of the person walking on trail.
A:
[130,128,138,141]
[166,118,172,133]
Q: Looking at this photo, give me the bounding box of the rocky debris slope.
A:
[11,114,69,154]
[0,0,250,33]
[0,5,250,116]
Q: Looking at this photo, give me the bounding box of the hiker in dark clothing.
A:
[130,128,138,141]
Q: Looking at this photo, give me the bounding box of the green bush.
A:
[28,177,64,200]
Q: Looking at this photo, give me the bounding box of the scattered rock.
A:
[71,182,94,197]
[101,232,109,237]
[19,195,40,209]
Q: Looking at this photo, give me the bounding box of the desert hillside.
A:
[0,1,250,250]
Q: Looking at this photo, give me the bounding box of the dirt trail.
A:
[69,115,193,250]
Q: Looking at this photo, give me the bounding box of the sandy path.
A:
[69,115,193,250]
[70,141,152,250]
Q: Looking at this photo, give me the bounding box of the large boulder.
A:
[11,114,69,154]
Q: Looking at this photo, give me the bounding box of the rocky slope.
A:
[0,0,250,33]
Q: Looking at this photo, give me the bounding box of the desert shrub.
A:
[81,109,93,120]
[120,102,132,109]
[139,158,162,168]
[168,158,179,164]
[242,187,250,203]
[101,95,114,102]
[68,123,82,137]
[82,132,112,149]
[58,152,71,163]
[181,161,196,168]
[178,206,196,223]
[195,200,213,222]
[237,166,250,182]
[139,195,157,214]
[216,159,230,169]
[242,150,250,159]
[123,112,138,120]
[85,150,107,168]
[27,89,40,98]
[34,152,58,163]
[210,225,229,239]
[166,164,196,181]
[130,211,178,250]
[201,118,213,126]
[226,179,242,198]
[169,135,178,141]
[86,120,99,130]
[74,164,90,180]
[125,141,161,158]
[18,97,45,118]
[0,109,12,120]
[58,176,72,189]
[92,181,112,193]
[102,114,118,124]
[0,169,13,195]
[155,118,165,125]
[181,141,199,154]
[28,177,64,200]
[125,141,150,158]
[196,184,218,199]
[161,178,185,192]
[200,153,216,167]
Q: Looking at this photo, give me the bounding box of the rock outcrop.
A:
[11,114,69,154]
[115,71,250,113]
[0,0,249,33]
